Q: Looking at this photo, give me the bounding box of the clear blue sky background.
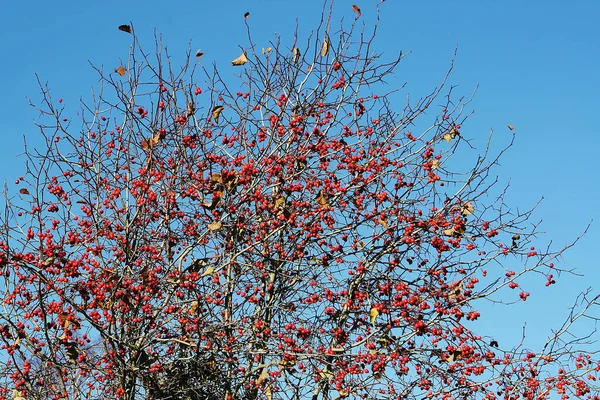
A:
[0,0,598,350]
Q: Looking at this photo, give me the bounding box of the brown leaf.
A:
[190,301,199,314]
[321,39,329,57]
[377,217,388,229]
[507,124,515,131]
[140,134,161,151]
[244,11,250,18]
[115,66,126,76]
[212,105,224,123]
[118,24,132,34]
[211,173,223,184]
[58,313,80,330]
[293,47,301,63]
[231,51,249,66]
[19,188,30,195]
[352,4,362,17]
[315,190,330,208]
[207,221,222,231]
[196,49,205,58]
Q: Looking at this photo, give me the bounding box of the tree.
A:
[0,4,598,400]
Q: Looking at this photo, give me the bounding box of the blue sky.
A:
[1,0,598,350]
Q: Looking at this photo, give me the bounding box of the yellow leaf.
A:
[231,51,249,66]
[369,307,379,323]
[461,202,474,216]
[207,221,222,231]
[442,127,458,142]
[448,280,464,300]
[12,390,25,400]
[443,226,465,238]
[266,384,273,400]
[447,349,462,362]
[262,47,272,54]
[321,39,329,57]
[201,266,215,277]
[256,367,269,386]
[377,217,388,229]
[212,105,224,123]
[431,159,440,170]
[190,300,199,314]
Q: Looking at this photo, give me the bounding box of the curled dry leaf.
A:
[293,47,301,63]
[140,134,162,151]
[207,221,222,231]
[196,49,204,58]
[256,367,269,386]
[19,188,30,195]
[461,202,474,216]
[352,4,362,17]
[231,51,249,66]
[321,39,329,57]
[118,24,132,34]
[442,127,459,142]
[190,300,199,314]
[211,173,223,184]
[244,11,250,18]
[448,280,464,300]
[315,190,330,208]
[507,124,515,131]
[377,217,388,229]
[212,105,224,123]
[443,225,465,238]
[115,65,126,76]
[431,159,440,170]
[262,47,272,54]
[187,102,195,117]
[447,348,463,362]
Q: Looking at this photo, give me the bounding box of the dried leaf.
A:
[352,4,362,17]
[140,134,161,151]
[115,65,126,76]
[118,24,132,34]
[265,384,273,400]
[293,47,301,63]
[461,202,474,216]
[377,217,388,229]
[58,313,80,330]
[278,358,296,370]
[207,221,222,231]
[256,367,269,386]
[431,159,440,170]
[19,188,30,195]
[244,11,250,18]
[212,105,224,123]
[196,49,205,58]
[12,390,25,400]
[447,349,462,362]
[369,307,379,323]
[443,226,465,238]
[201,266,215,277]
[448,280,464,300]
[442,127,458,142]
[321,39,329,57]
[211,173,223,184]
[315,190,330,208]
[373,369,383,379]
[231,51,249,66]
[190,301,199,314]
[262,47,272,54]
[507,124,515,131]
[273,195,286,210]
